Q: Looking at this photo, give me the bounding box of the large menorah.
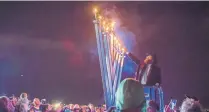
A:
[92,8,127,108]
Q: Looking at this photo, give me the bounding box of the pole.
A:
[93,19,109,107]
[98,22,112,108]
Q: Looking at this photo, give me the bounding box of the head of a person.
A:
[81,105,86,112]
[180,98,203,112]
[20,93,28,99]
[144,53,157,65]
[40,104,50,112]
[82,105,91,112]
[115,78,146,112]
[9,96,17,106]
[95,107,101,112]
[146,100,159,112]
[47,104,53,111]
[41,99,47,104]
[144,54,153,64]
[74,104,81,112]
[88,103,95,111]
[101,105,106,111]
[33,98,41,107]
[0,96,14,112]
[69,104,74,110]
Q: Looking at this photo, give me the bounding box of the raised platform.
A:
[144,86,164,112]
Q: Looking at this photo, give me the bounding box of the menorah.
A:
[92,8,127,108]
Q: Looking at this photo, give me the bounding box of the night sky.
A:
[0,1,209,107]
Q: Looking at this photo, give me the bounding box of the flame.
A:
[105,27,109,32]
[92,7,129,54]
[98,15,102,20]
[122,48,125,53]
[93,8,98,14]
[116,40,119,44]
[113,37,117,41]
[111,21,116,28]
[103,21,106,25]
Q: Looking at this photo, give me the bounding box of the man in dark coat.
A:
[138,53,162,86]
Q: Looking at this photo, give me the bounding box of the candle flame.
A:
[98,15,102,20]
[93,8,98,14]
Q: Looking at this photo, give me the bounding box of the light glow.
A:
[93,8,98,14]
[105,27,109,32]
[98,15,102,20]
[103,21,106,25]
[54,102,61,109]
[111,21,116,28]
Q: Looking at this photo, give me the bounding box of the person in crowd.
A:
[95,107,101,112]
[48,110,57,112]
[69,104,74,111]
[146,100,159,112]
[184,95,199,102]
[86,106,91,112]
[115,78,146,112]
[101,105,106,112]
[40,99,49,112]
[10,96,18,108]
[41,99,47,105]
[180,97,204,112]
[29,98,41,112]
[40,104,51,112]
[80,105,85,112]
[88,104,95,112]
[16,93,29,112]
[0,96,15,112]
[73,104,81,112]
[80,105,89,112]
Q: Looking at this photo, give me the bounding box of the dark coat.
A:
[139,64,162,86]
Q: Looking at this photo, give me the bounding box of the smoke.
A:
[90,4,140,63]
[89,5,140,76]
[0,35,85,68]
[102,6,138,53]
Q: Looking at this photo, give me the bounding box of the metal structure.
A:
[93,7,164,112]
[144,86,164,112]
[93,8,126,108]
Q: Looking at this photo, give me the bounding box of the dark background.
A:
[0,1,209,107]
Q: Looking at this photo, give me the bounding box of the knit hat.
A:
[115,78,145,110]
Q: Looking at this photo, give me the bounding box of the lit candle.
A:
[93,8,98,19]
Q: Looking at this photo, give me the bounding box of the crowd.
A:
[0,93,106,112]
[0,78,206,112]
